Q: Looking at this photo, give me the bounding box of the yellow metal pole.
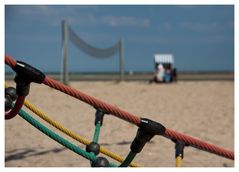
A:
[176,155,182,167]
[175,140,185,167]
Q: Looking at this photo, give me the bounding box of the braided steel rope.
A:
[5,96,25,120]
[164,128,234,160]
[5,55,234,161]
[21,95,140,167]
[5,55,16,68]
[6,80,141,166]
[43,76,141,125]
[18,108,117,167]
[19,109,96,162]
[5,55,25,120]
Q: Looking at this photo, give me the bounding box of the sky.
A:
[5,5,234,72]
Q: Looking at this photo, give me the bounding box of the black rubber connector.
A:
[95,109,105,126]
[14,76,30,96]
[139,118,166,135]
[92,157,109,167]
[130,118,166,153]
[174,140,186,159]
[13,61,45,84]
[12,61,45,96]
[86,142,100,156]
[5,95,13,112]
[5,87,18,101]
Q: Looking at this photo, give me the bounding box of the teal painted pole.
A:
[119,151,137,167]
[93,122,101,143]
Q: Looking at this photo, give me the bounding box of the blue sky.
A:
[5,5,234,72]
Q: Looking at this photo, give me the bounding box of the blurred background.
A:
[5,5,234,81]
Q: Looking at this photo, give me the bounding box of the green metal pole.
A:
[93,122,101,143]
[119,151,137,167]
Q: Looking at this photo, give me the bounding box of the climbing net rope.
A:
[4,82,140,167]
[5,55,234,167]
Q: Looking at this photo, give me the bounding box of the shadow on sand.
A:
[5,147,66,162]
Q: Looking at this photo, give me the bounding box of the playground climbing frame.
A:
[5,55,234,167]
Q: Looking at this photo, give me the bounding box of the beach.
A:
[5,80,234,167]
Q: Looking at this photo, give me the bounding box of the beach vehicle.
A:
[153,54,177,83]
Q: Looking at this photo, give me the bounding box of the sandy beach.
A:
[5,80,234,167]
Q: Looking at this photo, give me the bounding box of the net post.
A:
[61,20,69,85]
[119,39,125,82]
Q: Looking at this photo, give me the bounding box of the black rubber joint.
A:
[175,140,186,159]
[92,157,109,167]
[139,118,166,136]
[95,109,105,126]
[12,61,45,96]
[86,142,100,156]
[13,61,45,84]
[5,87,18,101]
[130,118,166,153]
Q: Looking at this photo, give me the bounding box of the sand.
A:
[5,81,234,167]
